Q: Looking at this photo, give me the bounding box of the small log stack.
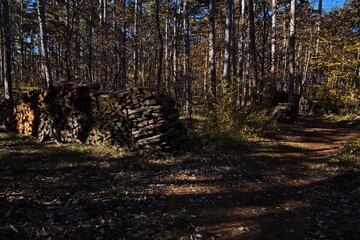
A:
[5,82,184,151]
[270,103,298,123]
[6,103,35,134]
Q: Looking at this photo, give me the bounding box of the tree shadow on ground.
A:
[0,117,359,239]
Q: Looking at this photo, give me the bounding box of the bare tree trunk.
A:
[313,0,322,98]
[19,0,25,86]
[64,0,74,81]
[301,41,312,94]
[239,0,246,107]
[315,0,322,56]
[270,0,277,89]
[259,3,269,97]
[208,0,216,104]
[183,0,192,116]
[37,0,53,88]
[119,0,127,88]
[99,0,106,23]
[288,0,296,104]
[30,30,36,86]
[203,47,208,99]
[223,0,233,94]
[99,0,108,87]
[248,0,258,101]
[356,49,360,111]
[164,16,170,92]
[1,0,12,99]
[172,0,179,99]
[73,0,80,79]
[231,0,236,80]
[87,13,93,83]
[133,0,139,86]
[0,23,3,88]
[281,4,288,91]
[155,0,163,91]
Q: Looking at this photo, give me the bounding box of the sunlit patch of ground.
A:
[0,116,359,239]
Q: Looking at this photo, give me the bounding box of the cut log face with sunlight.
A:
[0,0,359,239]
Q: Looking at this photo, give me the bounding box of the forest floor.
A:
[0,116,359,240]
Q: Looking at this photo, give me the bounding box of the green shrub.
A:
[184,94,278,154]
[337,135,360,168]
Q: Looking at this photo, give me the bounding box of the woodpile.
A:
[270,103,298,123]
[5,82,184,151]
[7,103,35,134]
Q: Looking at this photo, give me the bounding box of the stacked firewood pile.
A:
[270,103,298,123]
[7,103,34,134]
[5,82,184,151]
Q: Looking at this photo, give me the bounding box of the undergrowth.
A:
[323,113,360,122]
[337,135,360,169]
[321,113,360,169]
[183,98,278,155]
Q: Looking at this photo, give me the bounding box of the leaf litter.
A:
[1,117,360,239]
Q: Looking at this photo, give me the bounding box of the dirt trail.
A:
[194,117,360,239]
[1,117,359,240]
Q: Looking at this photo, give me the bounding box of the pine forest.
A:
[0,0,360,239]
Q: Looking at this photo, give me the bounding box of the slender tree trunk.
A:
[138,2,144,86]
[239,0,246,107]
[203,47,208,99]
[37,0,53,88]
[0,0,3,85]
[313,0,322,98]
[164,16,170,92]
[281,4,288,91]
[208,0,216,104]
[99,0,109,87]
[65,0,74,81]
[183,0,192,116]
[30,31,36,86]
[155,0,163,91]
[20,0,25,85]
[0,0,2,82]
[223,0,233,94]
[87,13,93,83]
[99,0,106,23]
[260,4,269,97]
[288,0,296,104]
[133,0,139,86]
[231,0,236,80]
[301,42,312,94]
[356,49,360,111]
[119,0,127,88]
[0,24,3,88]
[271,0,277,90]
[2,0,12,99]
[248,0,258,101]
[315,0,322,56]
[172,1,179,99]
[73,0,80,80]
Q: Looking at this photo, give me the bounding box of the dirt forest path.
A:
[194,116,360,239]
[1,116,359,240]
